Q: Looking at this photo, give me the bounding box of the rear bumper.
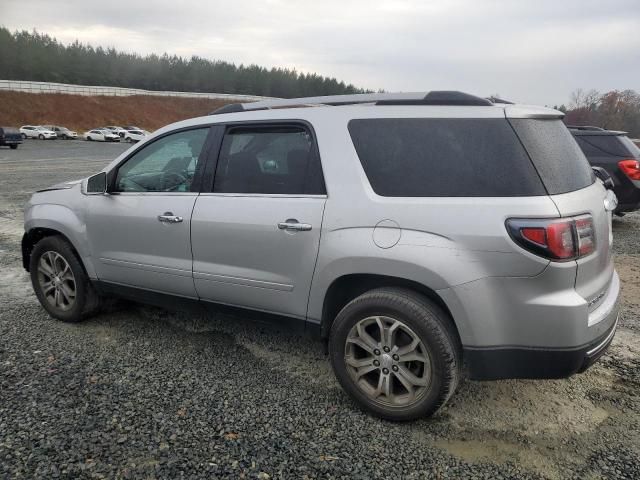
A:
[464,314,618,380]
[616,200,640,213]
[439,265,620,380]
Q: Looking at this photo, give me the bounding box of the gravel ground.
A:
[0,141,639,479]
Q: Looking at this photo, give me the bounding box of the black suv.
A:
[0,127,22,149]
[569,126,640,213]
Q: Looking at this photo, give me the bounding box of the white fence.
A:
[0,79,272,101]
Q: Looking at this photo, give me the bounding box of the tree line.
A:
[555,89,640,138]
[0,27,371,98]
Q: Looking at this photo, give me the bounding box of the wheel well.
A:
[22,228,82,272]
[320,274,460,343]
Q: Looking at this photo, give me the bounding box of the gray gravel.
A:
[0,141,639,479]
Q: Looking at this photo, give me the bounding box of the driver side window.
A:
[115,128,209,192]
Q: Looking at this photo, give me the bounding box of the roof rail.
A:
[566,125,604,131]
[209,90,493,115]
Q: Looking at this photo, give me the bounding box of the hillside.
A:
[0,91,235,132]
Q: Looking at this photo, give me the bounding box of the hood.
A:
[36,178,83,193]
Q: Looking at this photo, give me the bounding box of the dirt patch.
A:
[435,437,566,480]
[0,91,236,132]
[615,255,640,308]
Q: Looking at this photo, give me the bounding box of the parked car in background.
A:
[122,125,143,132]
[23,91,620,421]
[43,126,78,140]
[104,126,129,138]
[123,129,149,143]
[570,126,640,214]
[0,127,22,149]
[84,129,121,142]
[20,126,57,140]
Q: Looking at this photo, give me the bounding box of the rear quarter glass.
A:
[510,119,594,195]
[348,118,546,197]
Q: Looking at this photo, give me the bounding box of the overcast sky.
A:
[3,0,639,105]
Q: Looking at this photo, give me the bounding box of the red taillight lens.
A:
[546,221,576,259]
[521,227,546,246]
[506,216,596,261]
[619,159,640,180]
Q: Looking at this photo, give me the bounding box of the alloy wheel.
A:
[37,251,76,311]
[344,315,431,407]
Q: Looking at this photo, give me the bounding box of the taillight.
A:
[506,216,595,261]
[618,159,640,180]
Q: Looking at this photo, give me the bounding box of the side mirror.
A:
[592,167,614,190]
[86,172,107,194]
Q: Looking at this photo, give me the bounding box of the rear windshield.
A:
[348,118,546,197]
[510,119,594,195]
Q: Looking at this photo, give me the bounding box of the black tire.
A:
[38,134,44,140]
[329,287,460,421]
[10,144,17,150]
[87,136,93,141]
[30,236,101,323]
[21,133,27,139]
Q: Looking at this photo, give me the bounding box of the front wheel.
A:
[10,144,18,150]
[329,288,460,421]
[30,236,101,322]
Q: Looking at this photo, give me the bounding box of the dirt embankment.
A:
[0,91,235,132]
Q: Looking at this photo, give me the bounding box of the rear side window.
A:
[348,118,546,197]
[213,125,326,195]
[510,119,594,195]
[574,135,633,158]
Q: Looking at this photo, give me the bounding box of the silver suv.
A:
[23,91,620,420]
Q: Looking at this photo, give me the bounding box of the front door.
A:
[191,123,327,319]
[85,127,211,298]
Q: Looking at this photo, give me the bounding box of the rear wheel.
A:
[30,236,101,323]
[87,136,93,141]
[10,144,17,150]
[329,287,460,421]
[21,133,27,139]
[38,134,44,140]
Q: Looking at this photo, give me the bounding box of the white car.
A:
[104,126,129,138]
[43,125,78,140]
[84,129,121,142]
[20,126,57,140]
[123,129,149,143]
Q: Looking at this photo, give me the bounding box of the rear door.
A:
[191,122,326,319]
[510,119,614,317]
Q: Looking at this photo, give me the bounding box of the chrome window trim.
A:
[198,192,327,199]
[108,192,199,196]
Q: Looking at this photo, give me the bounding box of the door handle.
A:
[158,212,183,223]
[278,219,312,232]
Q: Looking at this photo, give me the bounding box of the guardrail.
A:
[0,79,272,101]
